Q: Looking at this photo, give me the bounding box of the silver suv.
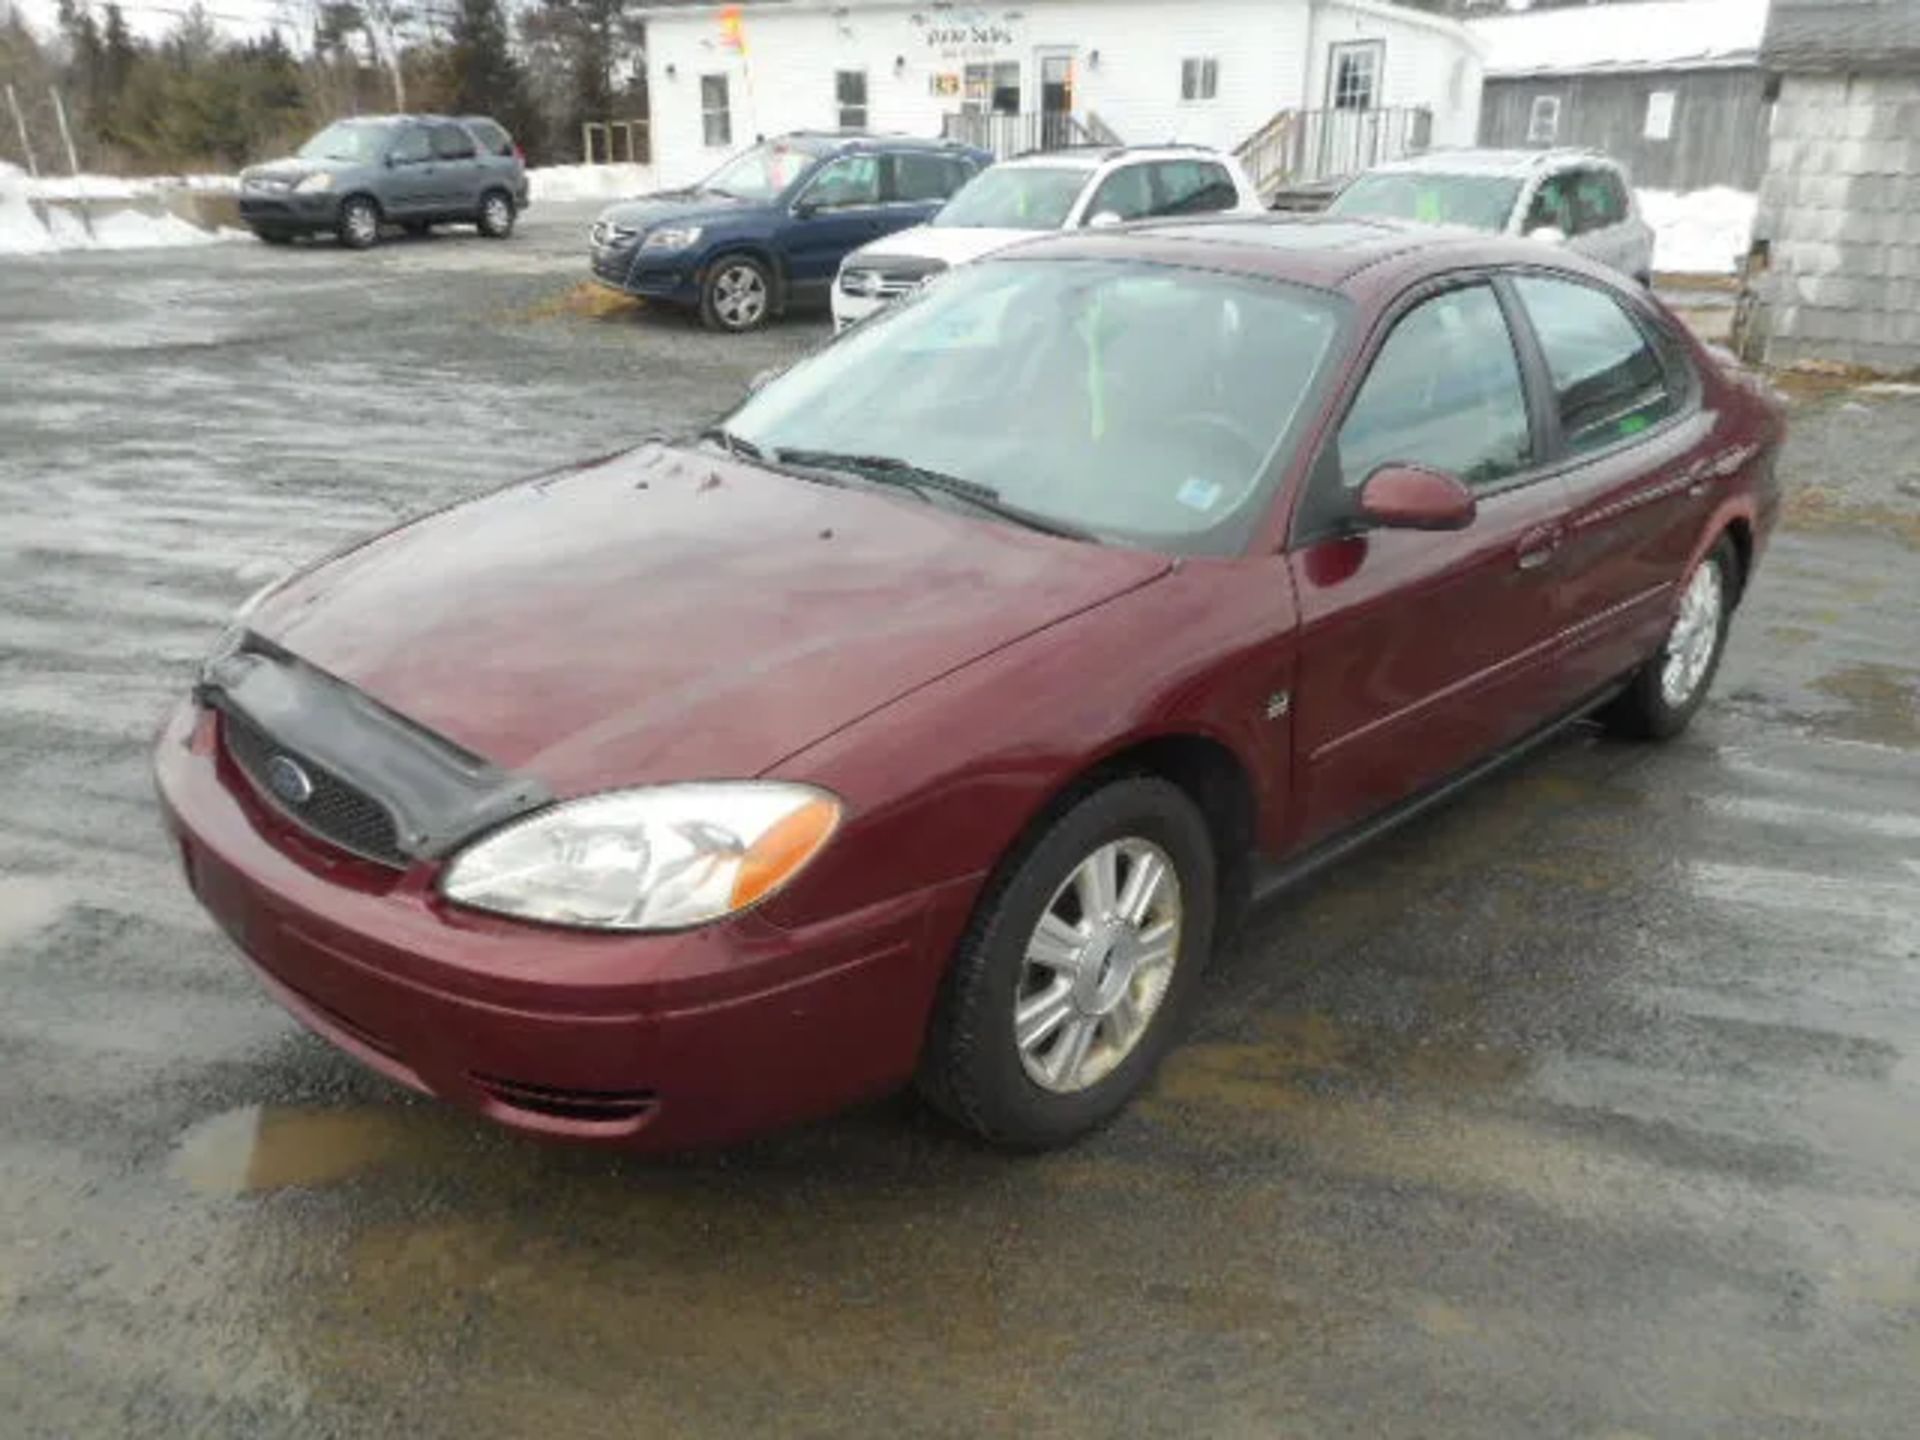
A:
[237,115,531,249]
[1327,149,1656,283]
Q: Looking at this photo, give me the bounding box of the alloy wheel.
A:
[343,201,378,247]
[1660,557,1724,707]
[712,264,768,329]
[482,194,512,235]
[1013,837,1183,1094]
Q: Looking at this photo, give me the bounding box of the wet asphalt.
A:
[2,205,1918,1438]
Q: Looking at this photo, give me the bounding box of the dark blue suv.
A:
[588,132,991,332]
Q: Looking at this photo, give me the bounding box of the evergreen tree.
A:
[450,0,526,126]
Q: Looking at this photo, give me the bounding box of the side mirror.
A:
[1357,464,1477,532]
[792,197,820,220]
[1086,210,1124,229]
[1526,224,1566,245]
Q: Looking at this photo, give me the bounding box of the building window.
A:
[1644,89,1676,141]
[701,74,732,148]
[1328,41,1382,111]
[1181,58,1219,102]
[836,70,868,130]
[963,61,1021,115]
[1527,94,1560,144]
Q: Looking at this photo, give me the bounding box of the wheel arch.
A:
[701,242,786,304]
[337,189,383,219]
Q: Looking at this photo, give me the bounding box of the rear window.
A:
[1329,171,1521,232]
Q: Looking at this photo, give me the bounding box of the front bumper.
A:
[154,701,976,1151]
[589,243,702,303]
[237,192,336,228]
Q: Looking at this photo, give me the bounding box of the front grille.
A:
[840,257,948,299]
[222,710,407,868]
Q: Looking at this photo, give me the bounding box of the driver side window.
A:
[1525,175,1574,234]
[1335,284,1533,492]
[802,154,882,210]
[389,126,432,165]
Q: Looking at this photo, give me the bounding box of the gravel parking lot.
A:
[3,204,1918,1438]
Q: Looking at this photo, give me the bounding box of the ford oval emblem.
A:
[266,754,314,806]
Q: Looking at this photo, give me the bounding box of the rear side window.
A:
[1152,160,1238,216]
[891,152,972,203]
[389,126,432,164]
[1514,275,1677,454]
[1336,284,1533,492]
[463,118,513,156]
[1571,168,1628,231]
[1087,163,1155,222]
[430,122,476,161]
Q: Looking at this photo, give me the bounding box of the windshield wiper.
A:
[697,425,765,461]
[771,448,1094,541]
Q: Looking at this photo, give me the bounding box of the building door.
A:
[1036,49,1076,150]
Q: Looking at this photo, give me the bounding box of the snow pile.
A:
[1639,186,1757,275]
[1472,0,1769,76]
[27,171,236,201]
[0,162,57,254]
[529,163,658,205]
[0,164,241,254]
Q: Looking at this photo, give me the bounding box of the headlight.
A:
[293,172,334,193]
[641,225,702,251]
[439,783,841,931]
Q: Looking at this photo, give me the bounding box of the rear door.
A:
[1504,271,1718,701]
[780,152,892,290]
[1288,279,1573,848]
[427,121,483,215]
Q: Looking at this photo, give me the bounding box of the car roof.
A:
[998,145,1237,172]
[1362,147,1618,179]
[986,213,1621,294]
[781,130,984,155]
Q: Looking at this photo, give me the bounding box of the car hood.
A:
[596,188,759,230]
[242,158,357,184]
[250,446,1172,796]
[851,224,1048,268]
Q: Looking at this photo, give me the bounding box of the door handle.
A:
[1515,524,1563,571]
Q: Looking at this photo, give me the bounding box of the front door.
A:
[1036,49,1076,149]
[1287,279,1571,849]
[780,153,893,291]
[382,124,436,216]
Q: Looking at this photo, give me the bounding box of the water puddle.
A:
[1812,663,1920,748]
[171,1104,417,1195]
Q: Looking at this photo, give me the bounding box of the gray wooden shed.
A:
[1745,0,1920,371]
[1471,0,1772,192]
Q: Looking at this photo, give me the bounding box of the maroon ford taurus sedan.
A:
[157,218,1785,1151]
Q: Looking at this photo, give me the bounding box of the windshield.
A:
[296,121,389,164]
[726,259,1345,553]
[933,166,1089,230]
[700,140,823,202]
[1327,172,1523,232]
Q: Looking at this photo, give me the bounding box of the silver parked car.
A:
[1326,148,1656,283]
[237,115,531,249]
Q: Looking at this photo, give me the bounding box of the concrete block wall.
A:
[1754,73,1920,370]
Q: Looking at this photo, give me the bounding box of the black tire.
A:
[700,253,774,332]
[336,194,381,250]
[402,220,432,238]
[1600,536,1737,740]
[476,189,515,239]
[252,228,294,246]
[918,777,1217,1149]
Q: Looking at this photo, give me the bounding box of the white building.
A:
[638,0,1486,195]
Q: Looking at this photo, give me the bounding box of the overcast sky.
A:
[7,0,352,44]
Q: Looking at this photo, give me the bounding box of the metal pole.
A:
[49,86,92,240]
[6,83,39,178]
